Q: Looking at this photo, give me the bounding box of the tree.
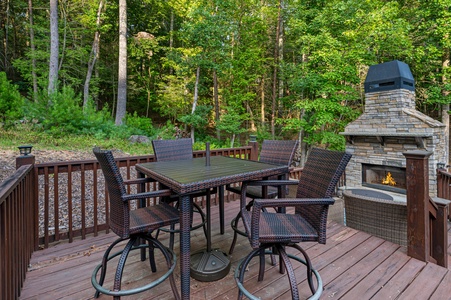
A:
[115,0,127,125]
[28,0,38,102]
[216,106,247,147]
[83,0,105,109]
[48,0,58,94]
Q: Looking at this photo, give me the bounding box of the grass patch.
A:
[0,127,155,155]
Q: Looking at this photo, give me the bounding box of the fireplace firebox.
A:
[362,164,406,194]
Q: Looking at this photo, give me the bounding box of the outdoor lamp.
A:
[437,162,446,169]
[18,145,33,156]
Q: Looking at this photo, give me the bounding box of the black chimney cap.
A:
[364,60,415,93]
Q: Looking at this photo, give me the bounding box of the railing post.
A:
[248,135,259,161]
[403,150,432,262]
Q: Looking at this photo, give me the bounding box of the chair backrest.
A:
[295,147,351,243]
[152,138,193,162]
[258,140,299,166]
[296,147,351,199]
[93,147,130,238]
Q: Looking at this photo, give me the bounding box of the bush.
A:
[125,112,156,137]
[0,72,24,127]
[21,86,157,140]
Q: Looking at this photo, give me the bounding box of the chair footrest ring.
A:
[234,250,323,300]
[91,244,177,297]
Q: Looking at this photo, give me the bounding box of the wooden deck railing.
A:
[0,164,36,300]
[436,167,451,220]
[404,151,450,268]
[32,145,256,249]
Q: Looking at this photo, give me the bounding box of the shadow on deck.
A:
[20,198,451,300]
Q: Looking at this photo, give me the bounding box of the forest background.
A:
[0,0,450,161]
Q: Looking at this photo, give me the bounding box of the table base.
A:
[190,249,231,282]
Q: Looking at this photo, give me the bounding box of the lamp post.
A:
[437,162,446,170]
[16,145,35,169]
[18,145,33,156]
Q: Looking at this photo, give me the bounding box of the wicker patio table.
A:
[136,156,289,299]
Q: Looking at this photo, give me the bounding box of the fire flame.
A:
[382,172,396,186]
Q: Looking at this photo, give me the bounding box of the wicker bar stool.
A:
[92,148,180,300]
[235,148,351,299]
[152,138,211,249]
[226,139,298,254]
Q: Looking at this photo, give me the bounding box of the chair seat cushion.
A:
[242,210,318,245]
[129,203,180,235]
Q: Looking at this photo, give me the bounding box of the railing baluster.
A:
[68,165,73,243]
[44,167,50,248]
[81,163,86,239]
[54,167,59,242]
[93,162,98,236]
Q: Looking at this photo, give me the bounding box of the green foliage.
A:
[216,107,248,136]
[178,105,211,133]
[20,86,156,141]
[4,0,451,153]
[125,112,156,136]
[0,72,24,127]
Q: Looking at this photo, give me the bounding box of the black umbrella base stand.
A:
[190,249,231,282]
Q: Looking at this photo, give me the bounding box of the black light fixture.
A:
[437,162,446,169]
[18,145,33,156]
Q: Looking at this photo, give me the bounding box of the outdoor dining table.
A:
[135,155,289,299]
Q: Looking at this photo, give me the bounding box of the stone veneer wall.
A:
[342,89,446,196]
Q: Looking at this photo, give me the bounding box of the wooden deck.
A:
[20,199,451,300]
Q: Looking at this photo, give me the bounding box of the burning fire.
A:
[382,172,396,186]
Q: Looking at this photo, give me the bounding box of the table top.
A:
[135,155,289,194]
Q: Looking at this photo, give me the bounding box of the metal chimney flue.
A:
[364,60,415,93]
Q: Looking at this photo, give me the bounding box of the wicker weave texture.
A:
[236,148,352,299]
[227,139,299,199]
[152,138,193,162]
[343,190,407,246]
[294,148,352,244]
[93,147,179,238]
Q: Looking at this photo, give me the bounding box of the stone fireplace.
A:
[341,60,446,196]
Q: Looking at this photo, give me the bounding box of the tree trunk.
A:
[271,0,282,138]
[213,67,220,140]
[442,43,450,165]
[3,0,9,74]
[247,102,256,132]
[28,0,38,102]
[278,2,284,118]
[115,0,127,125]
[261,77,265,125]
[83,0,104,110]
[48,0,59,95]
[190,66,200,141]
[169,10,174,75]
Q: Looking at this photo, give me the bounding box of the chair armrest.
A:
[244,179,298,187]
[253,197,335,209]
[123,177,156,185]
[122,189,172,202]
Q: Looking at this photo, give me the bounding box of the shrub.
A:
[0,72,24,127]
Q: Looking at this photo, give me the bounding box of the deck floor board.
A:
[20,199,451,300]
